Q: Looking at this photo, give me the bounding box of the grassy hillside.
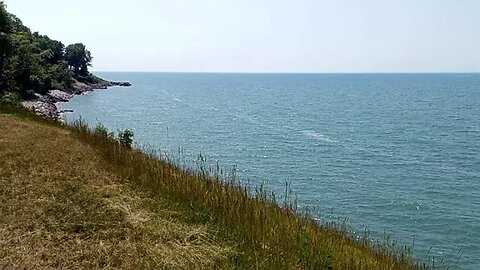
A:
[0,108,434,269]
[0,113,233,269]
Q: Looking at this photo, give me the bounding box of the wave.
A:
[160,88,198,109]
[302,130,337,143]
[160,88,222,113]
[161,88,335,145]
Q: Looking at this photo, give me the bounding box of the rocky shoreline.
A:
[21,80,131,120]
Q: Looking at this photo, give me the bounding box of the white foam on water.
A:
[302,130,337,143]
[160,88,198,109]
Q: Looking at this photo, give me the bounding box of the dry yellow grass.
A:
[0,109,434,270]
[0,114,233,269]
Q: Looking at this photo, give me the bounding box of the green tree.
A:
[34,32,65,64]
[0,1,12,93]
[8,32,47,96]
[7,13,28,33]
[0,3,85,97]
[47,62,73,89]
[0,2,11,54]
[65,43,92,77]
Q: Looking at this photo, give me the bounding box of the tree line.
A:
[0,2,95,99]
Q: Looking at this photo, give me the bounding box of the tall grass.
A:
[64,118,441,270]
[0,103,442,269]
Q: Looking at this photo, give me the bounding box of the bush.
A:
[94,125,134,149]
[1,92,21,106]
[118,129,134,149]
[94,123,114,139]
[48,62,74,90]
[76,74,103,84]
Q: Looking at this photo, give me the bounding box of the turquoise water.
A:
[59,73,480,269]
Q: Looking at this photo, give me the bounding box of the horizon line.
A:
[91,70,480,74]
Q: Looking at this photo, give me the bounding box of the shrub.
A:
[118,129,134,149]
[1,92,21,106]
[94,123,114,139]
[76,74,103,84]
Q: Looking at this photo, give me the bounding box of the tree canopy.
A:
[66,43,92,77]
[0,2,95,99]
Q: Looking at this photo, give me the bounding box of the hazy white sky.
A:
[4,0,480,72]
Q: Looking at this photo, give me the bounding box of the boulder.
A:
[47,90,74,102]
[21,100,59,120]
[110,81,132,87]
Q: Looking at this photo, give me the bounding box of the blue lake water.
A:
[58,73,480,269]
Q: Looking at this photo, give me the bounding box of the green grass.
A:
[0,104,440,269]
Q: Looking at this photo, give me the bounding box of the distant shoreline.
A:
[21,78,131,121]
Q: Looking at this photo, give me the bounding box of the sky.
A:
[4,0,480,73]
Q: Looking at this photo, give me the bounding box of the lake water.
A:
[59,73,480,269]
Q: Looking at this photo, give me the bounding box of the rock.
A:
[21,100,59,120]
[20,78,131,121]
[47,90,74,102]
[71,80,131,95]
[72,82,94,94]
[110,81,132,87]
